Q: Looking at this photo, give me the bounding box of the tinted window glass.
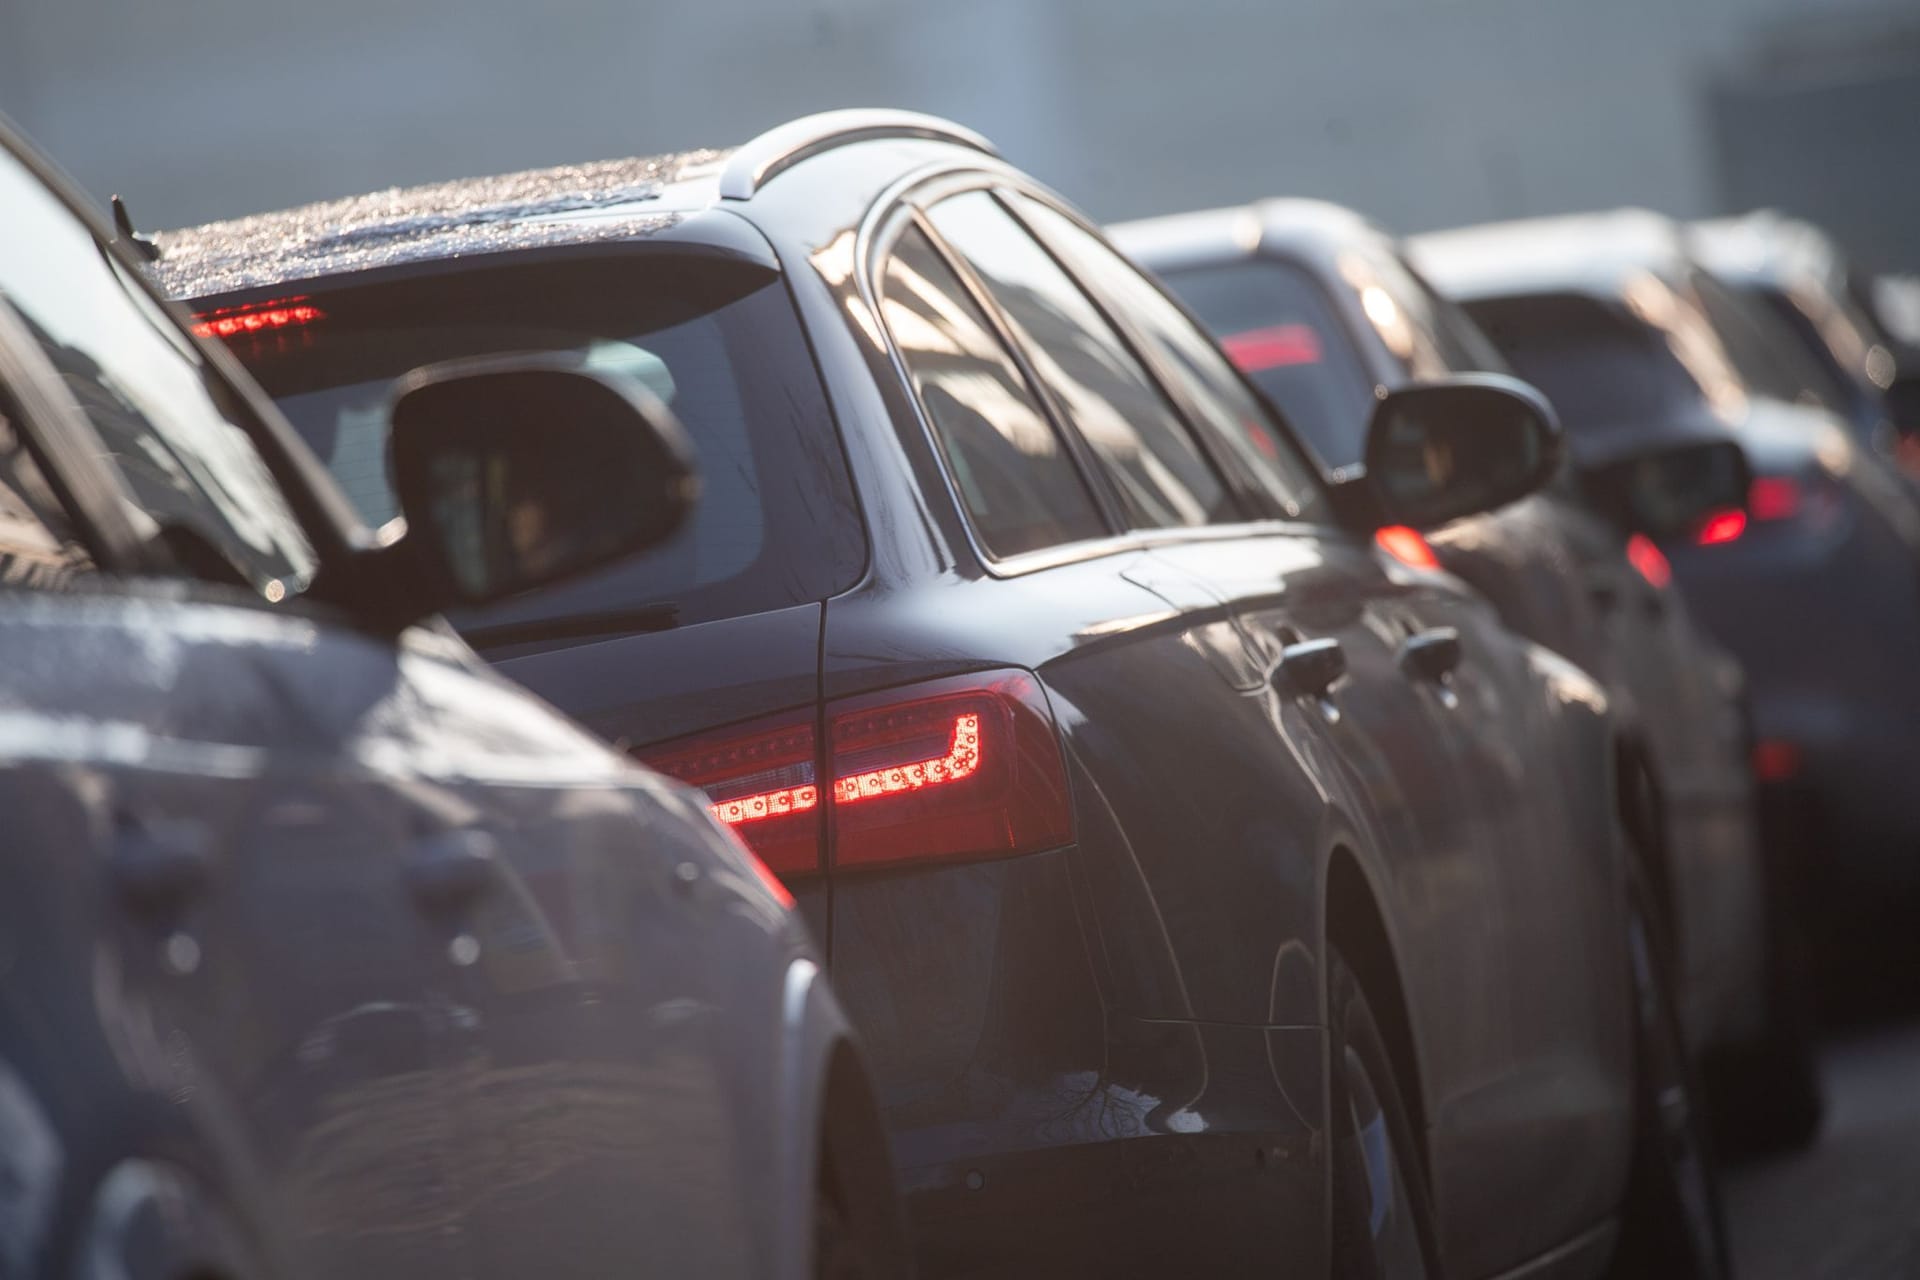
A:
[0,402,95,585]
[1335,243,1484,378]
[879,224,1106,558]
[0,147,316,599]
[1158,259,1377,470]
[221,254,858,649]
[1690,271,1831,407]
[1012,198,1328,523]
[1465,293,1724,436]
[927,191,1231,529]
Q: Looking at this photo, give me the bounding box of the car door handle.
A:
[110,816,212,912]
[1399,627,1463,683]
[1273,637,1347,698]
[404,829,500,912]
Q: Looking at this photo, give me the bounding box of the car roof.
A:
[1111,197,1388,274]
[151,109,998,301]
[1409,208,1695,304]
[1690,211,1849,295]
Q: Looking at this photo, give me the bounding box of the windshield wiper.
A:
[462,603,681,650]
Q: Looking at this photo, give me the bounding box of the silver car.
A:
[0,116,905,1280]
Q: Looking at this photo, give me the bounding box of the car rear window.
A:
[1461,292,1720,436]
[1154,259,1378,470]
[207,253,861,650]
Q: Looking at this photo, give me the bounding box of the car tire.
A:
[813,1170,869,1280]
[1610,874,1731,1280]
[1707,828,1824,1158]
[1329,945,1438,1280]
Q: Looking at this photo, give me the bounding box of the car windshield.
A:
[1155,259,1379,470]
[214,252,858,649]
[1462,292,1729,436]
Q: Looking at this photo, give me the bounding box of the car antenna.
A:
[111,195,161,262]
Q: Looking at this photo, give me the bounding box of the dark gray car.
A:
[1414,210,1920,946]
[1115,197,1814,1153]
[0,117,904,1280]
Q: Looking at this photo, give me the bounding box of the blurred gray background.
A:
[3,0,1916,267]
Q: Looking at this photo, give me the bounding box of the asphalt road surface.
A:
[1724,1022,1920,1279]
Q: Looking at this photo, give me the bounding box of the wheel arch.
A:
[1321,842,1432,1184]
[775,957,909,1280]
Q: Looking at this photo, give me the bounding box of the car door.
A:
[1010,197,1632,1269]
[387,637,766,1280]
[0,152,471,1279]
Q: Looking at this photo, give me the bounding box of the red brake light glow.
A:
[1747,476,1801,523]
[191,297,325,340]
[1625,533,1672,590]
[1375,525,1441,571]
[1751,740,1801,784]
[1694,508,1748,547]
[1221,323,1322,372]
[634,671,1072,879]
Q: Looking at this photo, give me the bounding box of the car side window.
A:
[1339,243,1478,379]
[1010,196,1330,524]
[0,145,316,601]
[0,396,96,586]
[878,223,1108,558]
[926,190,1234,529]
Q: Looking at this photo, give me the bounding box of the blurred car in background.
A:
[1691,211,1920,461]
[158,110,1729,1279]
[1115,198,1819,1152]
[1414,210,1920,954]
[0,115,905,1280]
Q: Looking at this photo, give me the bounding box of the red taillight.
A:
[641,712,821,876]
[1747,476,1801,522]
[634,670,1073,879]
[1375,524,1441,571]
[1625,533,1672,589]
[1751,739,1801,783]
[1221,323,1322,372]
[1694,508,1748,546]
[191,297,325,339]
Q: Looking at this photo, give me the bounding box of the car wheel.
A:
[813,1173,868,1280]
[1611,877,1731,1279]
[1708,874,1823,1157]
[1329,946,1437,1280]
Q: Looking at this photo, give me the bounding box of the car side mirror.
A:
[1361,374,1562,530]
[383,355,697,617]
[1578,438,1752,542]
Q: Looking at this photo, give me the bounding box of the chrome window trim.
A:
[853,162,1353,581]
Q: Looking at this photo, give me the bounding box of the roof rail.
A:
[718,109,997,201]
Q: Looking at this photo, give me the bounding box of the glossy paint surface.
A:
[151,128,1650,1278]
[1118,201,1771,1055]
[0,122,869,1280]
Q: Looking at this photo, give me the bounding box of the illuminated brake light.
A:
[1221,323,1322,372]
[1625,534,1672,590]
[1694,508,1748,547]
[834,712,981,803]
[191,297,325,340]
[1751,740,1801,783]
[1748,476,1801,522]
[633,671,1072,879]
[1375,525,1440,571]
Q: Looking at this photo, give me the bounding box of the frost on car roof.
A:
[150,148,730,300]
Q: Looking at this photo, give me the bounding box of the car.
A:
[1691,212,1920,466]
[1113,197,1817,1153]
[0,115,906,1280]
[1413,209,1920,974]
[155,109,1728,1278]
